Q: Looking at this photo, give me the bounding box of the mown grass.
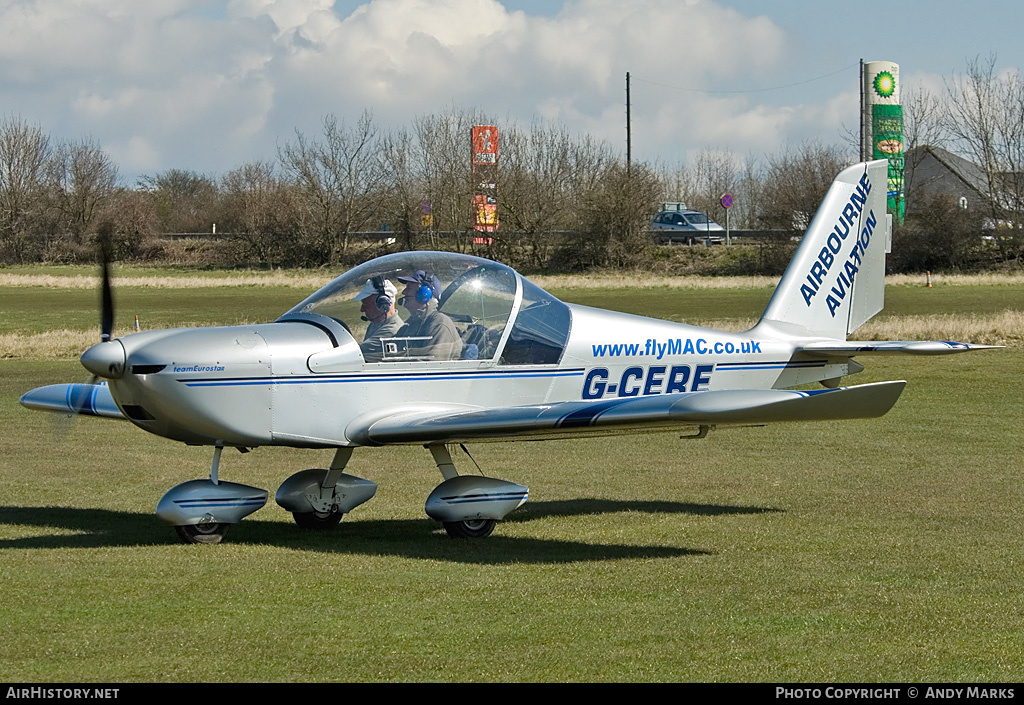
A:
[1,270,1022,682]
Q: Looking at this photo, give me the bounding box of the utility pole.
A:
[625,71,632,176]
[859,59,865,162]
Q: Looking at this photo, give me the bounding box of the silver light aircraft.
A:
[20,160,996,543]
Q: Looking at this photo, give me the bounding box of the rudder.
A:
[754,160,891,340]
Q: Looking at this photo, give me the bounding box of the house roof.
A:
[904,145,990,203]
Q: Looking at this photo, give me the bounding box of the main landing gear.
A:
[423,444,528,539]
[155,443,527,543]
[275,447,377,529]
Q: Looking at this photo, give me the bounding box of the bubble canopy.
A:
[278,251,571,365]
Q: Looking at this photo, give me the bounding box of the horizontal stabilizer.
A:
[19,383,124,419]
[799,340,1001,356]
[346,381,906,445]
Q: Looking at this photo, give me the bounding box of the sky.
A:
[2,0,1022,185]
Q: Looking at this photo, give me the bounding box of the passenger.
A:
[395,270,462,360]
[353,276,404,362]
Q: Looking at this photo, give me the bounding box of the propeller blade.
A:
[100,250,114,342]
[55,231,117,440]
[50,375,101,441]
[69,375,101,412]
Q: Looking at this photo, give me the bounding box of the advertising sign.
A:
[472,126,498,165]
[472,126,499,232]
[864,61,905,221]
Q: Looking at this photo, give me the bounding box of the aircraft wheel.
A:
[175,522,230,544]
[443,518,496,539]
[292,507,344,530]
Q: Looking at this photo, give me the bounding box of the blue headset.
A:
[413,272,437,304]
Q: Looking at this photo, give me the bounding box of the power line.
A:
[631,63,859,95]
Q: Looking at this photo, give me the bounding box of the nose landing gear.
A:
[174,516,231,544]
[156,445,268,545]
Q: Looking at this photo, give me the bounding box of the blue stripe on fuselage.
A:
[715,360,826,371]
[179,368,587,387]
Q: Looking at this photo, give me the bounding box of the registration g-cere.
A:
[582,365,713,399]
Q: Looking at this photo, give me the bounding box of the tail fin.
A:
[755,160,891,340]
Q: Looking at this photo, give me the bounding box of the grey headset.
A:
[371,275,393,313]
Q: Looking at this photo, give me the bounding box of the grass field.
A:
[1,267,1022,682]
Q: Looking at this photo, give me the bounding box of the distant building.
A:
[904,144,1024,225]
[903,145,991,215]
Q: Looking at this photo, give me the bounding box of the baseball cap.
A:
[397,270,441,297]
[353,277,397,301]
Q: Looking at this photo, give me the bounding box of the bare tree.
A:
[733,152,764,230]
[943,54,1024,260]
[380,126,424,251]
[559,160,660,270]
[660,148,737,225]
[138,168,220,235]
[0,116,51,262]
[901,84,948,212]
[500,121,615,267]
[48,136,119,246]
[758,142,852,229]
[890,192,985,272]
[220,160,297,266]
[280,112,386,264]
[412,106,496,251]
[903,85,946,155]
[106,188,159,260]
[502,122,572,233]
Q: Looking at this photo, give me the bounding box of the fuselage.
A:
[103,302,852,449]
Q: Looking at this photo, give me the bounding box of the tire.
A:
[175,522,230,544]
[292,507,344,530]
[443,518,496,539]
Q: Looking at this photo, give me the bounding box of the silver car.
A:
[651,209,724,245]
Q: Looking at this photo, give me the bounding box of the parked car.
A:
[651,209,724,245]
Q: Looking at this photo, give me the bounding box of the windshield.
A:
[500,278,571,365]
[280,252,519,362]
[684,213,710,225]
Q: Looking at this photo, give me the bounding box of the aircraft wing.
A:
[798,340,1000,356]
[19,383,125,419]
[346,380,906,445]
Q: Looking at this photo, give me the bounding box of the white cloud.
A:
[106,135,161,175]
[0,0,843,181]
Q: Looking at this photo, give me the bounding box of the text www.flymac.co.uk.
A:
[591,338,762,360]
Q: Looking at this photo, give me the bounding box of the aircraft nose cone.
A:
[81,340,126,379]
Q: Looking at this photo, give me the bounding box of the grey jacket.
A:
[360,312,404,362]
[396,302,462,360]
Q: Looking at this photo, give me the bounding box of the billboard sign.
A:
[864,61,905,221]
[472,126,498,165]
[472,126,499,232]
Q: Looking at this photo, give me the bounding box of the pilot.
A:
[353,276,404,362]
[395,270,462,360]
